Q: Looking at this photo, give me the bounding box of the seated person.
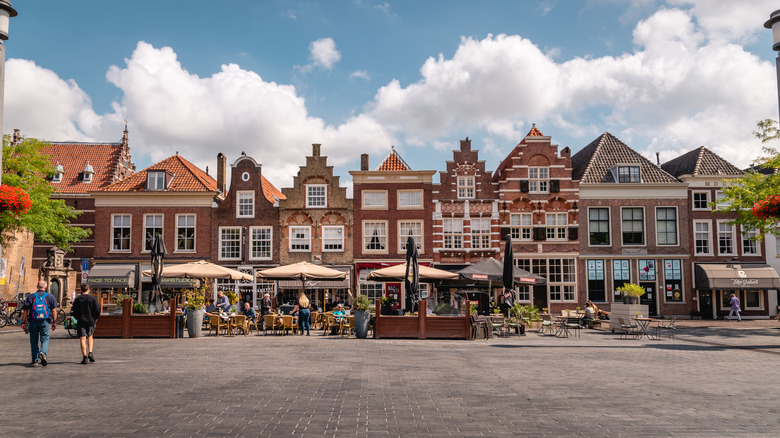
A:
[162,300,171,313]
[242,302,256,323]
[333,303,346,322]
[291,304,300,317]
[205,299,217,313]
[584,300,598,319]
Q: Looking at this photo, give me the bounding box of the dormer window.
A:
[147,171,166,190]
[617,165,640,183]
[52,162,64,183]
[81,161,94,183]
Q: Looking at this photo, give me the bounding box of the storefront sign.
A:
[732,278,759,287]
[472,274,488,280]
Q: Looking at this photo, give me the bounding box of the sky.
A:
[4,0,780,194]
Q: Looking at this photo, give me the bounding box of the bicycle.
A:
[63,313,78,338]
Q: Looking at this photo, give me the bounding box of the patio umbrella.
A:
[256,261,347,304]
[366,263,459,282]
[143,260,253,281]
[404,236,420,312]
[502,234,515,306]
[149,234,166,312]
[457,257,545,285]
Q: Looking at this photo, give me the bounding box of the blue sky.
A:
[4,1,779,192]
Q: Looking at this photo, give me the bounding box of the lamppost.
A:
[0,0,17,185]
[765,9,780,121]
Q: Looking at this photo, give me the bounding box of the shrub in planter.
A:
[616,283,645,304]
[353,295,372,339]
[379,296,395,315]
[133,302,149,314]
[183,279,209,338]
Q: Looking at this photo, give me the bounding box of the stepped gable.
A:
[102,154,217,192]
[42,141,126,193]
[493,124,547,181]
[661,146,743,178]
[571,132,678,184]
[375,146,412,171]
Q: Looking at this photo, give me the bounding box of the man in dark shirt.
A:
[259,293,271,329]
[242,302,256,323]
[21,280,58,367]
[71,284,101,364]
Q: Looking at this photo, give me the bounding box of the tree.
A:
[717,119,780,238]
[1,135,91,250]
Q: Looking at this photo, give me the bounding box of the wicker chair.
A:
[208,315,228,336]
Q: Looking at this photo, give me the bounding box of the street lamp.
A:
[765,9,780,120]
[0,0,17,185]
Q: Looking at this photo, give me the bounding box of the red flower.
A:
[0,184,32,215]
[752,195,780,219]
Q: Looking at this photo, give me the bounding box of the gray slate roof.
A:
[661,146,743,178]
[571,132,679,184]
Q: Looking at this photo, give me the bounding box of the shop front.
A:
[87,263,138,305]
[694,263,780,319]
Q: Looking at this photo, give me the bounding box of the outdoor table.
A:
[632,317,661,340]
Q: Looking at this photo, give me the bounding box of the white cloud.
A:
[308,37,341,70]
[666,0,778,44]
[350,70,371,81]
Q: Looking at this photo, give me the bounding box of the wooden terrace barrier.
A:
[374,299,471,340]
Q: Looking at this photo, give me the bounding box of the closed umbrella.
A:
[149,234,166,312]
[404,236,420,312]
[502,234,515,306]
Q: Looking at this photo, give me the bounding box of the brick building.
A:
[573,132,689,317]
[663,146,780,319]
[211,152,285,306]
[90,154,218,304]
[277,144,352,308]
[493,126,580,314]
[350,148,435,310]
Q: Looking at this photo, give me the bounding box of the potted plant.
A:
[510,303,540,335]
[354,294,372,339]
[616,283,645,304]
[183,279,208,338]
[133,302,149,314]
[380,296,395,315]
[469,302,479,316]
[225,291,239,310]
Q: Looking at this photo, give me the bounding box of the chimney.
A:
[12,129,20,145]
[361,154,369,171]
[217,153,226,193]
[561,146,571,167]
[460,137,471,152]
[312,143,321,157]
[656,152,661,166]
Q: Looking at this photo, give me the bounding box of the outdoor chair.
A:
[246,317,259,335]
[540,314,554,335]
[618,317,638,340]
[490,315,507,337]
[208,315,228,336]
[263,314,279,335]
[282,315,297,335]
[230,315,247,336]
[564,317,581,338]
[340,316,355,337]
[470,314,489,340]
[658,317,676,340]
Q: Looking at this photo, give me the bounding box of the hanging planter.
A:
[0,184,32,215]
[752,195,780,219]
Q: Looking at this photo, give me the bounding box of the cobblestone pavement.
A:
[1,321,779,437]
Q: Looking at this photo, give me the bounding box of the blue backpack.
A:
[32,293,51,321]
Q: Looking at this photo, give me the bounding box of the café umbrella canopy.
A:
[366,264,459,282]
[143,260,253,281]
[256,261,347,300]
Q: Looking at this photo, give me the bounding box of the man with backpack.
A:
[20,280,58,367]
[71,284,100,364]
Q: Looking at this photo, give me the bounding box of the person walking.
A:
[20,280,58,367]
[298,293,311,336]
[727,292,742,322]
[71,284,101,364]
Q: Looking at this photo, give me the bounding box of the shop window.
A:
[663,259,683,302]
[587,260,606,302]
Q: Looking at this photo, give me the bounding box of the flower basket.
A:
[752,195,780,219]
[0,185,32,215]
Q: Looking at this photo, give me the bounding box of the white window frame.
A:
[621,207,645,246]
[397,190,423,209]
[715,190,728,210]
[289,226,312,252]
[398,221,423,253]
[692,191,710,211]
[457,176,475,199]
[143,214,164,252]
[587,207,611,246]
[249,226,272,260]
[470,218,491,249]
[52,172,63,183]
[741,227,760,256]
[175,214,196,252]
[655,206,679,246]
[322,225,345,252]
[510,213,533,241]
[306,184,327,208]
[443,218,464,249]
[363,221,388,252]
[548,258,577,303]
[219,227,242,261]
[617,165,641,183]
[236,191,255,218]
[147,171,166,190]
[111,214,131,252]
[693,220,712,256]
[528,167,549,193]
[362,190,387,209]
[545,213,568,241]
[83,172,93,183]
[717,220,735,256]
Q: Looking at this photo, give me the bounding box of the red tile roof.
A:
[261,175,285,203]
[42,142,128,193]
[375,147,411,171]
[526,124,544,136]
[102,155,218,192]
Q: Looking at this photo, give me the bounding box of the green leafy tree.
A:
[717,120,780,237]
[1,135,91,249]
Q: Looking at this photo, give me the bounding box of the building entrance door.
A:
[533,285,548,310]
[639,282,657,317]
[698,290,714,319]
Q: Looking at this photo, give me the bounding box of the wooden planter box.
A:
[374,300,470,340]
[94,298,177,339]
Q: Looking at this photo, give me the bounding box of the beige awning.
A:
[695,264,780,290]
[271,265,351,290]
[87,264,136,288]
[366,263,459,282]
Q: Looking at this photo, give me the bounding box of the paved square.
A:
[1,322,779,437]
